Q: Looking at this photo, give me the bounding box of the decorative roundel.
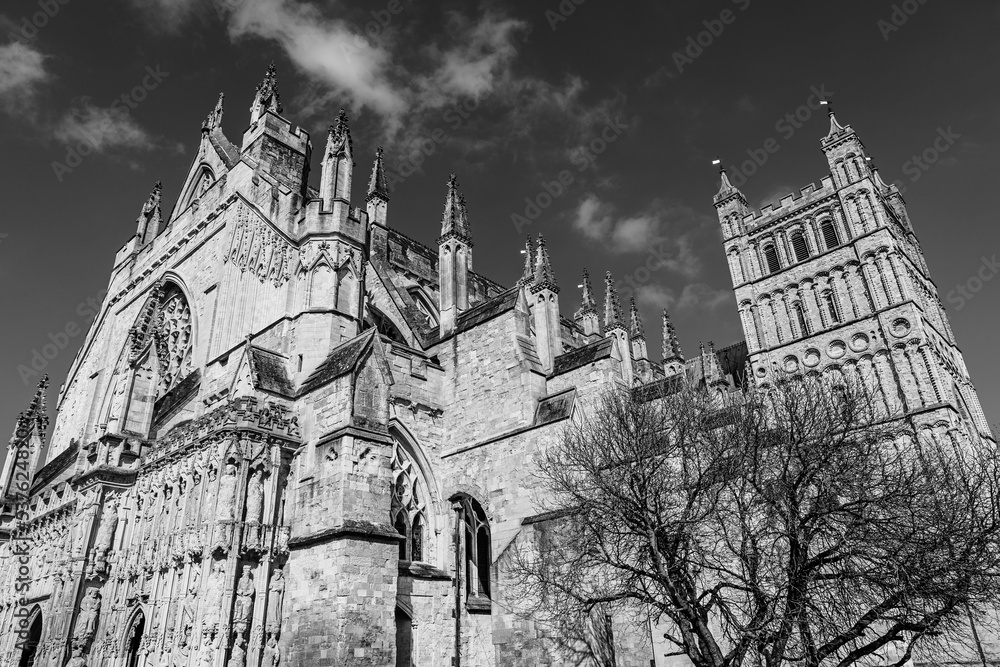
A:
[890,318,911,338]
[783,356,800,373]
[850,333,870,352]
[803,349,821,368]
[827,340,846,359]
[756,366,767,377]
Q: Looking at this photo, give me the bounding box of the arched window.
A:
[763,244,781,275]
[456,496,491,599]
[391,442,427,562]
[821,220,840,250]
[154,284,194,396]
[790,231,810,263]
[824,291,841,325]
[18,611,41,667]
[793,302,810,337]
[124,610,145,667]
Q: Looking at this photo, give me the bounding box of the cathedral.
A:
[0,64,992,667]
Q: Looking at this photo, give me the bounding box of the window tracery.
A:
[390,442,427,562]
[154,286,194,396]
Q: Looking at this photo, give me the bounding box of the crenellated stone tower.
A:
[715,105,992,448]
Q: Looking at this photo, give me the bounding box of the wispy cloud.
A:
[635,282,732,313]
[119,0,622,163]
[572,193,712,275]
[53,102,156,152]
[0,42,49,114]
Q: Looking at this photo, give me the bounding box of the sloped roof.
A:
[207,128,240,169]
[249,348,295,397]
[552,337,614,376]
[299,329,376,395]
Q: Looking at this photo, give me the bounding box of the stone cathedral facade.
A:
[0,66,991,667]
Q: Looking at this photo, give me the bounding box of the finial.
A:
[440,174,472,243]
[532,234,558,291]
[251,62,282,120]
[367,145,389,201]
[520,236,535,285]
[604,271,623,328]
[661,307,683,361]
[579,269,597,314]
[629,298,644,339]
[202,93,225,133]
[821,99,845,137]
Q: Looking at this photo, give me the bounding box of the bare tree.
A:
[510,375,1000,667]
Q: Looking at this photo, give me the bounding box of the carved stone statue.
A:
[94,497,119,560]
[74,588,102,646]
[217,464,238,522]
[227,636,246,667]
[233,565,254,627]
[263,635,280,667]
[265,569,285,634]
[209,561,230,629]
[244,469,264,525]
[66,648,87,667]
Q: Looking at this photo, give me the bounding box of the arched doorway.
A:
[17,611,41,667]
[124,610,145,667]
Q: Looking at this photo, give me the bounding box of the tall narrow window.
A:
[456,496,491,599]
[824,291,842,324]
[821,220,840,250]
[763,244,781,275]
[125,611,145,667]
[790,231,810,263]
[793,302,810,337]
[390,442,427,562]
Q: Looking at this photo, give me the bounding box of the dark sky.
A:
[2,0,1000,447]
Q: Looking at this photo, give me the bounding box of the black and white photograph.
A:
[1,1,999,665]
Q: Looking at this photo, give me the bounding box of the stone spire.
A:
[715,165,739,200]
[320,110,354,210]
[579,269,597,315]
[629,298,648,364]
[519,236,535,285]
[2,376,49,502]
[202,93,224,133]
[135,181,163,246]
[703,341,727,388]
[533,234,558,291]
[440,174,472,242]
[250,62,282,123]
[367,146,389,201]
[662,307,683,361]
[331,108,354,159]
[824,101,846,140]
[604,271,623,329]
[365,145,389,226]
[629,298,644,340]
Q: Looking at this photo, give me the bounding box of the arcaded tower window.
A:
[821,219,840,250]
[790,231,810,263]
[763,244,781,275]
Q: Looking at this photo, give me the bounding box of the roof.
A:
[534,389,576,426]
[250,348,295,397]
[299,329,375,395]
[632,375,685,403]
[552,337,614,376]
[207,128,240,169]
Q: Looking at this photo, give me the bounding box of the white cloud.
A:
[635,282,732,314]
[0,42,49,114]
[572,194,712,271]
[225,0,407,119]
[54,102,156,152]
